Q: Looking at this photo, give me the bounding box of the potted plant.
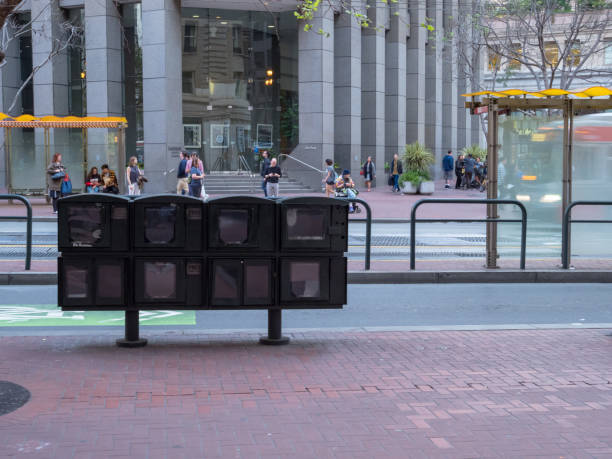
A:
[399,170,421,194]
[402,142,435,194]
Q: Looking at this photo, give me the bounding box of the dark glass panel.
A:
[213,262,240,300]
[68,205,104,246]
[218,209,249,245]
[97,264,122,299]
[65,265,88,299]
[286,207,326,241]
[144,205,177,244]
[144,262,177,299]
[289,261,320,298]
[245,263,269,300]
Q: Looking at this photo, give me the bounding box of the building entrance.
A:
[181,8,298,173]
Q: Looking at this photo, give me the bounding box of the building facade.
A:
[1,0,480,193]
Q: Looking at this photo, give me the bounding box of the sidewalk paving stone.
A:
[0,329,611,457]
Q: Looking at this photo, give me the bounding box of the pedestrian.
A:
[464,153,475,188]
[176,151,189,195]
[126,156,142,196]
[264,157,281,198]
[323,158,336,197]
[101,164,119,194]
[85,167,102,193]
[189,155,204,198]
[46,153,66,214]
[362,156,376,192]
[442,150,454,189]
[455,154,465,189]
[390,153,402,192]
[260,150,271,197]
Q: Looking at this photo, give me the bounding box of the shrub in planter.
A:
[403,142,435,174]
[461,144,487,160]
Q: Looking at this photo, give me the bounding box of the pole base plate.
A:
[116,338,148,348]
[259,336,290,346]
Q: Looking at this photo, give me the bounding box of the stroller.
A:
[335,185,361,213]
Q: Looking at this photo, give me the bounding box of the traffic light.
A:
[57,194,349,346]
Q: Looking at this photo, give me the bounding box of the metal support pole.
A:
[117,126,127,195]
[348,198,372,270]
[562,99,574,263]
[259,309,289,345]
[486,100,499,268]
[5,128,12,194]
[116,310,147,347]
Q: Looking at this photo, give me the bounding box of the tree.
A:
[453,0,612,91]
[0,1,82,115]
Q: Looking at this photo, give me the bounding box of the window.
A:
[184,124,202,148]
[183,23,197,52]
[182,71,194,94]
[566,41,580,67]
[606,39,612,65]
[487,47,501,72]
[508,44,522,71]
[544,42,559,67]
[233,26,243,54]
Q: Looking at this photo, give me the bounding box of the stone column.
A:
[425,0,443,178]
[442,0,458,157]
[334,0,362,176]
[385,2,407,168]
[0,24,21,191]
[406,0,426,144]
[361,1,386,182]
[32,0,69,189]
[85,0,123,183]
[292,6,334,190]
[142,0,183,194]
[457,0,473,151]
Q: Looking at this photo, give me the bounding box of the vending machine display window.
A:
[286,207,326,241]
[68,205,105,246]
[280,258,330,303]
[144,206,177,244]
[134,258,203,307]
[210,259,274,307]
[218,209,249,245]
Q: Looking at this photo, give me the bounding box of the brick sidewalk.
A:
[1,329,612,457]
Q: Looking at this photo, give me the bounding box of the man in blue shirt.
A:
[442,150,454,189]
[176,151,189,195]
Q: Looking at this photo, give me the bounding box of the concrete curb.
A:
[348,270,612,283]
[0,270,610,286]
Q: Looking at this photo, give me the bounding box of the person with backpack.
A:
[323,158,336,197]
[176,151,189,195]
[189,155,204,198]
[46,153,66,214]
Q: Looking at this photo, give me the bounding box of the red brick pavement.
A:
[1,329,612,458]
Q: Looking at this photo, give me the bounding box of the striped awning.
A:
[462,86,612,99]
[0,114,128,128]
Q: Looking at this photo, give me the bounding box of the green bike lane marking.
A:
[0,305,195,326]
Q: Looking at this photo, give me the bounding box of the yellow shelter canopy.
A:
[0,114,128,128]
[462,86,612,99]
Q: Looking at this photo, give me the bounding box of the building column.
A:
[457,0,473,151]
[85,0,123,182]
[334,0,362,176]
[142,0,183,194]
[291,6,334,190]
[32,0,69,189]
[442,0,458,157]
[425,0,443,178]
[0,23,21,192]
[406,0,426,144]
[385,2,407,169]
[361,2,386,183]
[470,0,482,147]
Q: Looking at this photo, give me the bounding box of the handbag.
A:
[359,169,364,176]
[51,171,65,180]
[387,175,393,186]
[61,173,72,194]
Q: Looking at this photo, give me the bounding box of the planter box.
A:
[401,182,418,194]
[419,181,435,194]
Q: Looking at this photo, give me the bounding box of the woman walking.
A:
[46,153,66,214]
[189,155,204,198]
[323,158,336,197]
[126,156,142,196]
[362,156,375,192]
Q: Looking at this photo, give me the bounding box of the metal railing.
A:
[347,197,372,270]
[410,199,527,270]
[562,201,612,269]
[0,194,32,270]
[277,153,326,174]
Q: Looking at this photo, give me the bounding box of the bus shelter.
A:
[463,86,612,268]
[1,114,128,196]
